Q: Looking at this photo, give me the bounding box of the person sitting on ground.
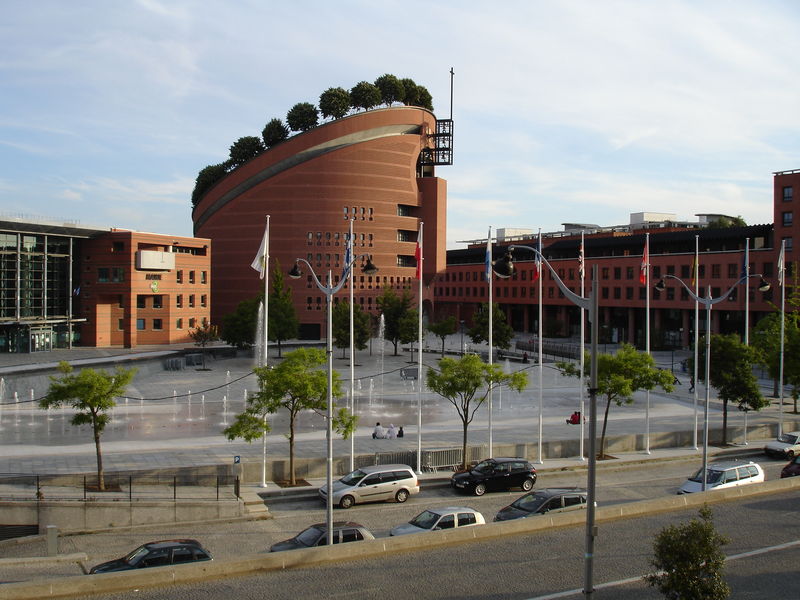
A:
[567,411,581,425]
[397,426,404,438]
[372,422,386,439]
[387,423,398,439]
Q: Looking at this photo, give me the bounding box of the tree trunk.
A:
[722,398,728,445]
[393,339,399,355]
[277,339,282,358]
[461,420,469,471]
[600,395,613,458]
[94,428,105,491]
[289,413,296,486]
[441,338,445,358]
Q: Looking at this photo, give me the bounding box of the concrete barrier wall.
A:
[2,476,797,600]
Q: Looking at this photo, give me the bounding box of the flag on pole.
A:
[414,236,422,280]
[690,257,698,287]
[343,231,353,279]
[778,243,785,287]
[250,224,269,279]
[485,228,492,281]
[578,239,584,279]
[532,232,541,281]
[740,253,747,279]
[639,238,649,285]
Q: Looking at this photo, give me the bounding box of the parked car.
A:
[451,457,537,496]
[677,460,765,494]
[270,521,374,552]
[781,454,800,478]
[764,431,800,459]
[494,488,588,522]
[390,506,485,536]
[319,464,419,509]
[89,539,212,573]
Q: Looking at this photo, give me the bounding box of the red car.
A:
[781,455,800,478]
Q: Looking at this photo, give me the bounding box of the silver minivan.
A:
[678,460,765,494]
[319,464,420,509]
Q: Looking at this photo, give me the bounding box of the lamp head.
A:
[757,277,770,292]
[493,250,515,279]
[288,263,303,279]
[361,257,378,276]
[654,279,666,292]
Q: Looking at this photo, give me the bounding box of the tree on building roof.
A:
[286,102,319,132]
[191,163,229,207]
[228,136,265,168]
[374,74,405,106]
[350,81,382,111]
[262,118,289,148]
[319,87,351,120]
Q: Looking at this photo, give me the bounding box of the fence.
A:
[354,444,487,473]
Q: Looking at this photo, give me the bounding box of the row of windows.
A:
[132,316,207,331]
[305,295,377,310]
[97,267,124,283]
[176,270,207,284]
[134,294,207,309]
[0,234,71,254]
[343,206,374,220]
[303,273,414,291]
[307,232,374,247]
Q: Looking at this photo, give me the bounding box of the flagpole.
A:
[644,233,651,455]
[744,239,750,345]
[261,215,270,488]
[537,228,543,464]
[779,239,786,437]
[488,226,494,458]
[692,235,699,450]
[348,218,355,472]
[416,222,424,474]
[579,231,585,461]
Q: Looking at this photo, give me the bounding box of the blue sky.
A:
[2,0,799,247]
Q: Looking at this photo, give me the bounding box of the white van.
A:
[319,464,420,509]
[678,460,764,494]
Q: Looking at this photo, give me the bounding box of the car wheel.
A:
[521,478,534,491]
[474,482,486,496]
[395,489,409,503]
[339,495,355,509]
[788,450,795,458]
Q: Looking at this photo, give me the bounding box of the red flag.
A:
[639,239,649,285]
[414,240,422,280]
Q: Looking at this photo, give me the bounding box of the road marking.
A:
[524,539,800,600]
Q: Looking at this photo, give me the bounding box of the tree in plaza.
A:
[40,362,136,491]
[261,118,289,148]
[350,81,382,111]
[319,87,351,120]
[427,354,528,469]
[376,287,414,355]
[221,294,261,349]
[374,74,405,106]
[228,136,265,168]
[691,334,767,445]
[428,316,458,357]
[286,102,319,132]
[332,300,371,358]
[645,505,730,599]
[558,344,675,458]
[224,348,355,486]
[468,302,514,350]
[398,308,420,357]
[268,260,299,358]
[188,322,219,370]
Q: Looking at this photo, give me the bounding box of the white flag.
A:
[250,225,269,279]
[778,242,785,287]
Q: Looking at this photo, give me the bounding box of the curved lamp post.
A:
[288,254,377,546]
[654,274,769,491]
[494,246,600,598]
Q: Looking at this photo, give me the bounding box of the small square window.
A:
[176,318,183,329]
[783,212,793,226]
[153,318,163,330]
[136,318,145,330]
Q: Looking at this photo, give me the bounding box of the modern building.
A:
[192,106,452,339]
[0,217,210,352]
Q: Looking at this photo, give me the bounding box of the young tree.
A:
[224,348,354,485]
[427,354,528,469]
[350,81,381,111]
[40,362,136,491]
[228,136,264,167]
[468,302,514,350]
[286,102,319,132]
[319,87,351,120]
[374,74,404,106]
[428,316,457,357]
[262,118,289,148]
[693,334,767,445]
[188,322,219,370]
[332,300,371,358]
[221,294,261,349]
[268,260,299,358]
[645,506,730,599]
[558,344,675,457]
[376,287,414,355]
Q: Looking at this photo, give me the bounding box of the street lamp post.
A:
[494,247,600,598]
[654,273,769,491]
[288,254,377,546]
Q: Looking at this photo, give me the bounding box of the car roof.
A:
[708,460,760,470]
[308,521,366,530]
[357,464,414,473]
[531,487,587,497]
[485,457,527,463]
[425,506,480,515]
[144,539,202,549]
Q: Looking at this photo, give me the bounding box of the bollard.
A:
[46,525,58,556]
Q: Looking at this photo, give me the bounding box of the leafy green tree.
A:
[262,118,289,148]
[645,506,730,600]
[191,163,228,207]
[416,85,434,111]
[377,287,414,355]
[40,362,136,491]
[692,334,767,445]
[332,300,371,358]
[286,102,319,132]
[228,136,265,167]
[428,316,457,357]
[224,348,354,485]
[221,295,260,349]
[188,322,219,369]
[319,87,351,120]
[268,260,299,358]
[705,215,747,228]
[374,74,404,106]
[350,81,381,111]
[400,78,420,106]
[398,308,420,357]
[558,344,675,457]
[427,354,528,469]
[468,303,514,350]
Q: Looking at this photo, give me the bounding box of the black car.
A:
[89,539,212,573]
[494,488,588,521]
[269,521,375,552]
[451,457,537,496]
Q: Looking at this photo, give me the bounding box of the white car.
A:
[764,431,800,459]
[389,507,485,536]
[678,460,764,494]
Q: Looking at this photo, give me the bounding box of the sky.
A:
[2,0,799,248]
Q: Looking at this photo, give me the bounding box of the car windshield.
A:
[339,469,367,486]
[409,510,440,529]
[777,434,798,444]
[124,545,150,564]
[510,492,548,513]
[295,526,323,547]
[473,460,495,473]
[688,468,723,484]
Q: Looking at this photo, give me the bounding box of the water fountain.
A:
[172,390,177,421]
[29,389,37,426]
[254,301,265,367]
[369,378,374,405]
[222,395,228,426]
[226,371,231,402]
[378,314,385,399]
[186,390,193,421]
[200,394,206,420]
